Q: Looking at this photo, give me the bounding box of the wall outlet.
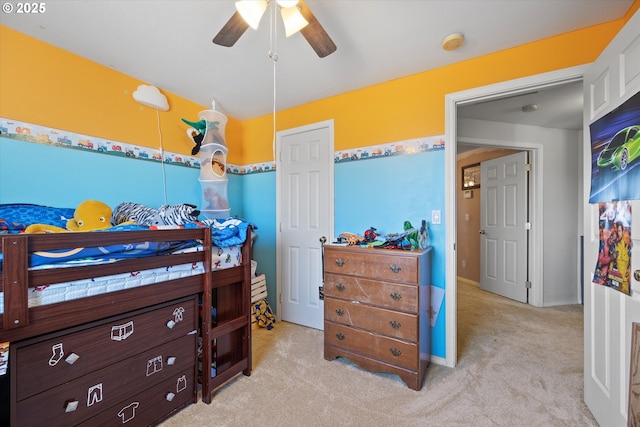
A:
[461,260,466,268]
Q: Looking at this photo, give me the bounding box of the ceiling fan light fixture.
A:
[280,5,308,37]
[235,0,268,30]
[276,0,299,7]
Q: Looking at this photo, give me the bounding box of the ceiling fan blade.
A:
[213,11,250,47]
[298,0,336,58]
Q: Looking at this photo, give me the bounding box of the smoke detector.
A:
[442,33,464,51]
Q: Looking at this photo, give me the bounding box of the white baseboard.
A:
[430,354,447,367]
[456,276,479,286]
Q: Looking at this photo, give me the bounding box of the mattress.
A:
[0,244,242,314]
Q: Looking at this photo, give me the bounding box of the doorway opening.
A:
[443,65,587,368]
[456,148,530,302]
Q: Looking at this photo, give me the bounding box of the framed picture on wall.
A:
[462,163,480,190]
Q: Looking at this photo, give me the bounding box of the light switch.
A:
[465,213,470,222]
[432,210,441,225]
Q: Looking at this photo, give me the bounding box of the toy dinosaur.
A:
[181,118,206,134]
[403,221,419,248]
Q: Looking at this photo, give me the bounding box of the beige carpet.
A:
[161,281,598,426]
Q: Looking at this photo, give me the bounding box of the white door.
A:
[480,151,528,303]
[583,9,640,426]
[276,120,334,330]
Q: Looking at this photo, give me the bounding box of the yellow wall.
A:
[0,25,243,162]
[2,0,638,165]
[241,18,626,164]
[626,0,640,19]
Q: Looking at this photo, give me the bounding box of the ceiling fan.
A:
[213,0,337,58]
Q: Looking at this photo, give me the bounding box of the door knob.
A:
[479,229,486,234]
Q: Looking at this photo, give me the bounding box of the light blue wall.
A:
[240,171,277,312]
[0,137,201,208]
[235,150,448,359]
[335,151,446,358]
[0,138,447,359]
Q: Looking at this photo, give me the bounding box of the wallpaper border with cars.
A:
[0,117,445,175]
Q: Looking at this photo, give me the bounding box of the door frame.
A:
[275,119,335,323]
[444,65,588,368]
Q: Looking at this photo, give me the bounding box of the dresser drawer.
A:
[15,297,196,401]
[325,297,417,341]
[78,367,195,427]
[15,334,196,427]
[324,248,418,283]
[324,322,417,370]
[324,273,418,313]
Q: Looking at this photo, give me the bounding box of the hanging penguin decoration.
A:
[185,127,204,155]
[182,118,207,155]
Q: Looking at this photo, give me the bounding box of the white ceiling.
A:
[1,0,633,126]
[457,79,585,130]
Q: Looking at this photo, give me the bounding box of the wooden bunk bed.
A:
[0,226,252,425]
[200,226,253,404]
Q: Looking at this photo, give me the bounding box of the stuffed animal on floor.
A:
[25,200,113,233]
[253,299,275,330]
[111,202,200,227]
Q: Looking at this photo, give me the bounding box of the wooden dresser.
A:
[323,245,432,390]
[9,296,197,426]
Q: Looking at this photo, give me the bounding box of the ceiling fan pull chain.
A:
[270,0,278,159]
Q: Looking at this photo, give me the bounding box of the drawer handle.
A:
[335,259,345,267]
[390,264,401,273]
[335,308,345,317]
[336,283,345,292]
[64,400,79,413]
[336,332,345,341]
[166,392,175,402]
[390,292,402,301]
[389,320,401,329]
[166,320,176,329]
[65,353,80,365]
[390,347,402,357]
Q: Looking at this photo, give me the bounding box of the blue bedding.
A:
[28,225,200,268]
[0,204,251,269]
[0,203,74,233]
